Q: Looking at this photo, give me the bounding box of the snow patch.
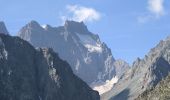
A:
[76,33,102,52]
[92,76,118,95]
[41,24,47,29]
[84,44,102,52]
[49,68,59,84]
[76,33,96,45]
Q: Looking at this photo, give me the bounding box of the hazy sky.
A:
[0,0,170,64]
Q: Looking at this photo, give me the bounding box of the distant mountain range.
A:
[0,22,99,100]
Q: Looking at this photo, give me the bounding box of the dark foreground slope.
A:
[0,34,99,100]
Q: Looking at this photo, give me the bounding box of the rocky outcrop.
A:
[0,33,99,100]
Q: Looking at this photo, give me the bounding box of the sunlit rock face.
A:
[18,20,119,85]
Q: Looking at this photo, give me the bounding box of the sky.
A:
[0,0,170,64]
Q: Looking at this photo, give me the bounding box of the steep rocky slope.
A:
[0,25,99,100]
[114,59,130,78]
[18,20,129,85]
[102,36,170,100]
[136,74,170,100]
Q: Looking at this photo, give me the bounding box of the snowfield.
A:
[76,33,102,53]
[92,76,118,95]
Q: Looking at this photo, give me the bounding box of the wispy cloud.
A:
[60,5,101,23]
[137,0,165,23]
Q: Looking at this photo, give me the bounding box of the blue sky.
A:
[0,0,170,64]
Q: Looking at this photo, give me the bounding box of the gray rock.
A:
[113,59,130,78]
[0,33,100,100]
[0,21,9,34]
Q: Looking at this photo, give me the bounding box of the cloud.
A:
[148,0,164,16]
[61,5,101,23]
[137,0,165,23]
[137,14,154,23]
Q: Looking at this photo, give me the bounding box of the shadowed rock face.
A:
[102,37,170,100]
[0,34,99,100]
[0,21,9,34]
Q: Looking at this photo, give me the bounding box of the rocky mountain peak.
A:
[64,20,88,33]
[26,20,43,30]
[0,21,9,34]
[114,59,130,78]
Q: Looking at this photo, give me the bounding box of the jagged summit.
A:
[64,20,89,34]
[29,20,40,26]
[0,21,9,34]
[64,20,86,27]
[26,20,44,30]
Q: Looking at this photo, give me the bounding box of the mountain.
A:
[0,21,9,34]
[136,73,170,100]
[18,20,128,86]
[101,36,170,100]
[0,25,99,99]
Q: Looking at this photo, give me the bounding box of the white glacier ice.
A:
[76,33,102,52]
[92,76,118,95]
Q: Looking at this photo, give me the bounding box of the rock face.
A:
[113,59,130,78]
[18,20,121,85]
[102,36,170,100]
[136,74,170,100]
[0,33,100,100]
[0,21,9,34]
